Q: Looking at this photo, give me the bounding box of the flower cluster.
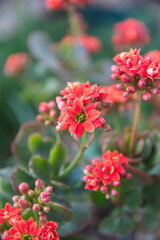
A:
[111,48,160,100]
[36,101,57,126]
[45,0,91,10]
[4,53,29,77]
[104,85,134,112]
[112,18,150,50]
[57,81,108,137]
[0,179,59,240]
[83,150,131,198]
[60,34,101,54]
[144,50,160,62]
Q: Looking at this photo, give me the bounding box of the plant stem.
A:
[59,131,87,178]
[68,4,82,37]
[129,92,141,156]
[128,165,153,185]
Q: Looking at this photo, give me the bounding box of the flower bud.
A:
[125,173,132,180]
[111,65,121,75]
[36,114,43,122]
[91,158,99,165]
[44,120,51,126]
[123,92,129,97]
[111,189,119,196]
[48,101,55,109]
[45,186,53,193]
[126,86,136,93]
[82,176,89,182]
[116,83,123,90]
[121,74,131,83]
[18,199,27,209]
[28,190,34,196]
[40,214,47,223]
[100,186,108,194]
[110,74,118,80]
[142,92,151,101]
[152,88,159,95]
[18,182,29,194]
[112,181,120,187]
[43,206,50,213]
[50,110,56,118]
[35,179,43,189]
[138,79,146,88]
[12,195,19,203]
[39,102,49,113]
[32,204,41,212]
[40,191,51,203]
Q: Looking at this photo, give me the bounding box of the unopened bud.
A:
[12,195,19,203]
[36,114,43,122]
[45,186,53,193]
[110,74,118,80]
[18,182,29,194]
[100,186,108,194]
[112,181,120,187]
[111,189,119,196]
[39,102,49,113]
[92,158,99,165]
[50,110,56,118]
[116,83,123,90]
[126,86,136,93]
[28,190,34,196]
[111,65,121,75]
[32,204,41,212]
[35,179,43,189]
[40,214,47,223]
[138,79,146,88]
[43,206,50,213]
[48,101,55,109]
[18,199,27,209]
[40,191,51,203]
[44,120,50,126]
[121,74,131,83]
[126,173,132,180]
[152,88,159,95]
[142,92,151,101]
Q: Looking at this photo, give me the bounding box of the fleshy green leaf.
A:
[0,168,14,205]
[58,202,92,237]
[11,121,43,168]
[48,143,67,176]
[29,154,49,181]
[47,202,72,225]
[99,214,134,237]
[28,133,54,158]
[10,167,35,194]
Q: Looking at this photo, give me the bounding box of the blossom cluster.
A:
[45,0,91,10]
[0,179,59,240]
[111,48,160,100]
[59,34,102,54]
[112,18,150,50]
[56,81,109,137]
[4,53,29,77]
[36,100,57,126]
[83,150,131,198]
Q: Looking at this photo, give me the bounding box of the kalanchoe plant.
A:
[2,0,160,239]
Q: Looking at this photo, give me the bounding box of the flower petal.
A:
[86,109,101,121]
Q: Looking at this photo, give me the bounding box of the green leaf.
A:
[149,164,160,176]
[99,214,134,237]
[11,121,43,168]
[10,167,35,194]
[28,133,54,158]
[63,166,83,188]
[58,202,92,237]
[47,202,72,225]
[29,154,49,181]
[0,168,14,204]
[123,188,142,212]
[48,143,67,176]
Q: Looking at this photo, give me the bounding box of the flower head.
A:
[112,18,150,50]
[144,50,160,62]
[111,48,160,100]
[60,34,101,54]
[0,203,22,224]
[4,217,42,240]
[40,221,59,240]
[4,53,29,77]
[83,150,130,198]
[58,98,105,137]
[45,0,91,10]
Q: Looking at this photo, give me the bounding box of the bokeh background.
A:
[1,0,160,167]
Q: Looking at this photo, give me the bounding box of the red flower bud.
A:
[18,182,29,194]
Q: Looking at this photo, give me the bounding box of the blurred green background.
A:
[1,0,160,167]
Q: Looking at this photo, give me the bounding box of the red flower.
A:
[4,53,29,77]
[60,34,101,54]
[58,98,105,137]
[0,203,22,224]
[144,50,160,62]
[45,0,91,10]
[40,221,59,240]
[83,150,130,197]
[111,48,160,100]
[112,18,150,50]
[4,217,42,240]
